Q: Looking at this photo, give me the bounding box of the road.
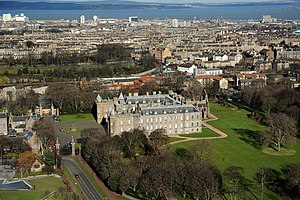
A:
[62,156,103,200]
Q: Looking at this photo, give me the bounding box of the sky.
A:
[37,0,285,3]
[133,0,277,2]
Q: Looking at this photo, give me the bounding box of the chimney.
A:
[128,93,132,97]
[134,92,139,97]
[153,91,157,95]
[146,92,149,96]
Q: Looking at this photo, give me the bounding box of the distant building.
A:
[261,15,277,23]
[0,113,8,136]
[235,73,267,90]
[96,91,208,136]
[14,13,29,22]
[177,64,198,75]
[172,19,179,28]
[129,16,138,23]
[80,15,85,24]
[2,13,12,22]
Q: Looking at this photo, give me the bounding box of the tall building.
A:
[129,16,138,23]
[261,15,277,23]
[80,15,85,24]
[2,13,12,22]
[172,19,179,28]
[0,113,8,136]
[96,91,209,136]
[14,13,29,22]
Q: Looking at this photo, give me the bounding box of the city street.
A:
[62,156,103,200]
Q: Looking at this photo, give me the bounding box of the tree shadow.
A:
[233,128,262,149]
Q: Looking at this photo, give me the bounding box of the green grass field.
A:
[172,102,300,199]
[207,103,300,178]
[179,128,220,138]
[168,137,186,143]
[0,176,68,200]
[59,113,95,122]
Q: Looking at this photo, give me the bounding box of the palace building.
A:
[95,91,209,136]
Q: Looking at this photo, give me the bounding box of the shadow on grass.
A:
[233,128,262,149]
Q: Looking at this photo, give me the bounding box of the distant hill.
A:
[0,0,298,10]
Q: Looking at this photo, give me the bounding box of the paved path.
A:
[167,114,228,146]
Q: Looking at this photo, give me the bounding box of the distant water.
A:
[0,5,299,21]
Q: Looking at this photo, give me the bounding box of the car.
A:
[74,174,79,178]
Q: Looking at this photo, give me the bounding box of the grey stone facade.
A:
[96,91,208,136]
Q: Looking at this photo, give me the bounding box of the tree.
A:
[255,167,278,200]
[120,129,148,159]
[185,160,221,200]
[282,162,300,198]
[33,121,55,150]
[241,87,257,107]
[119,163,141,194]
[263,113,297,151]
[223,166,246,200]
[18,151,37,177]
[149,129,168,148]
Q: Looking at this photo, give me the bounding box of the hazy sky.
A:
[44,0,283,2]
[132,0,276,2]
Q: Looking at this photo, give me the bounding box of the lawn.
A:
[172,102,300,199]
[179,127,220,138]
[0,176,68,200]
[59,113,95,122]
[168,137,186,143]
[207,102,300,178]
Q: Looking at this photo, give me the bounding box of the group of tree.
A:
[80,127,300,199]
[46,83,117,113]
[241,85,300,151]
[2,90,39,115]
[0,44,159,79]
[81,128,223,199]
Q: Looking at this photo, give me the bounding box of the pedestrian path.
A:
[167,114,228,146]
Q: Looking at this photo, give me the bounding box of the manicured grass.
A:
[172,102,300,199]
[207,102,300,179]
[74,157,106,198]
[168,137,186,143]
[59,113,95,122]
[0,176,68,200]
[179,128,220,138]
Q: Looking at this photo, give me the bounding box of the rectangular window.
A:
[169,124,172,129]
[155,118,158,122]
[175,124,177,128]
[140,119,143,123]
[128,120,131,124]
[120,121,123,125]
[186,116,189,120]
[147,118,149,123]
[181,116,183,120]
[192,115,194,120]
[160,117,162,122]
[151,118,153,122]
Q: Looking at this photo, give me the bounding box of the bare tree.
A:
[263,113,297,151]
